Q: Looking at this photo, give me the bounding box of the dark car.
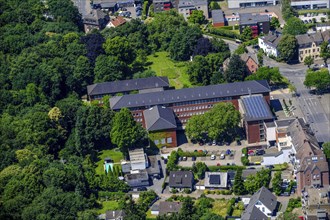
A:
[135,6,142,11]
[164,158,168,164]
[265,165,274,169]
[137,187,147,191]
[256,150,265,155]
[136,10,142,16]
[207,141,212,146]
[225,142,230,146]
[178,157,183,161]
[192,156,196,161]
[236,140,242,146]
[281,192,290,196]
[199,142,204,146]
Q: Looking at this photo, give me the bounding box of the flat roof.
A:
[204,172,228,188]
[110,80,270,110]
[240,13,269,25]
[129,148,146,163]
[241,94,273,121]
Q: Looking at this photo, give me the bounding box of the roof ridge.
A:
[156,76,169,85]
[254,80,270,91]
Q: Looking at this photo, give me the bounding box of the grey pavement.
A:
[72,0,92,16]
[264,56,330,143]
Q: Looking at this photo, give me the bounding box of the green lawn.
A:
[96,149,124,175]
[212,199,230,217]
[96,200,119,214]
[146,209,156,219]
[298,8,330,15]
[146,51,192,89]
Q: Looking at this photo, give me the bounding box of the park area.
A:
[146,52,192,89]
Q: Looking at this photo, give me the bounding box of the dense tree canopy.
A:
[186,103,241,142]
[224,54,248,82]
[283,17,307,35]
[304,68,330,91]
[278,34,298,63]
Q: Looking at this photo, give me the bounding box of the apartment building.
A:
[290,0,329,10]
[239,13,270,37]
[153,0,176,13]
[258,32,282,58]
[177,0,209,20]
[297,32,324,62]
[228,0,278,8]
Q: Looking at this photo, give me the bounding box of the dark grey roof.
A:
[212,10,224,24]
[250,186,278,211]
[87,76,169,96]
[239,13,269,25]
[227,170,236,180]
[101,2,117,7]
[178,0,207,7]
[147,156,161,175]
[110,80,270,110]
[241,95,273,121]
[159,202,182,215]
[125,170,149,187]
[241,205,268,220]
[296,32,324,48]
[105,210,125,220]
[275,118,296,127]
[143,106,177,131]
[262,33,282,48]
[169,171,193,188]
[264,121,275,128]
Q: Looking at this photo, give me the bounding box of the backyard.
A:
[96,200,119,215]
[146,51,192,89]
[95,149,124,175]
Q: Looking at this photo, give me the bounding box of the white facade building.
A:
[291,0,329,9]
[228,0,277,8]
[258,34,281,58]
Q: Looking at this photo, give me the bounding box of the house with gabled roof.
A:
[107,16,126,28]
[169,171,194,190]
[83,9,109,33]
[143,105,177,148]
[241,186,279,220]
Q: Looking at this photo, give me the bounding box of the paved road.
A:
[264,56,330,143]
[72,0,92,16]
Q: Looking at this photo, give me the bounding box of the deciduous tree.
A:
[277,34,298,63]
[283,17,307,35]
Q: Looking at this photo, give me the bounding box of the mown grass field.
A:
[212,199,230,217]
[96,200,119,214]
[95,149,124,175]
[146,51,192,89]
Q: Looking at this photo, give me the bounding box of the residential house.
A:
[83,9,110,33]
[109,80,271,127]
[302,188,330,220]
[239,94,274,144]
[151,201,182,216]
[291,0,329,10]
[296,32,323,62]
[287,118,329,195]
[204,172,228,189]
[87,76,170,101]
[258,32,282,58]
[124,169,150,187]
[239,13,270,37]
[153,0,176,13]
[169,171,194,190]
[223,53,259,74]
[228,0,278,8]
[129,148,148,171]
[143,105,177,148]
[227,170,236,187]
[178,0,209,20]
[107,16,126,28]
[212,10,225,27]
[240,53,259,74]
[241,186,279,219]
[105,210,125,220]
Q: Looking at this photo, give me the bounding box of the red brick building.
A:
[288,119,330,195]
[239,94,274,144]
[110,80,270,129]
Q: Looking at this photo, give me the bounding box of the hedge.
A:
[208,27,240,39]
[226,198,236,216]
[98,191,126,201]
[241,148,249,166]
[208,165,245,172]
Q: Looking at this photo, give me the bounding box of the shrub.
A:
[183,188,191,194]
[170,188,178,194]
[208,27,240,39]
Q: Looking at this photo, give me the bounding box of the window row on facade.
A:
[172,97,231,107]
[154,137,173,145]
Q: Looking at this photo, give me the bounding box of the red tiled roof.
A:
[110,16,126,27]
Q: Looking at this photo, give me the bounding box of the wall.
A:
[258,37,279,57]
[213,22,225,27]
[149,129,177,148]
[298,43,321,62]
[228,0,277,8]
[266,126,276,141]
[246,121,261,144]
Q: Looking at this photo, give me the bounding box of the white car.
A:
[220,154,225,160]
[211,155,216,160]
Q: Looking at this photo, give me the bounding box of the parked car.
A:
[164,158,168,164]
[217,163,221,166]
[225,142,230,146]
[211,155,216,160]
[192,156,196,161]
[226,149,231,155]
[220,154,225,159]
[182,156,187,161]
[199,142,204,146]
[236,140,242,146]
[281,192,290,196]
[212,140,216,146]
[135,6,142,11]
[256,150,265,155]
[248,150,255,156]
[136,10,142,16]
[208,141,212,146]
[265,165,274,169]
[137,187,147,191]
[178,157,183,161]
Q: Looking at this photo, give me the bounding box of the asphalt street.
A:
[264,56,330,143]
[72,0,91,16]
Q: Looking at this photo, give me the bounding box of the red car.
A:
[248,150,255,156]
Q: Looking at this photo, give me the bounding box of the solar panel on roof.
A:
[209,175,220,185]
[243,95,272,120]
